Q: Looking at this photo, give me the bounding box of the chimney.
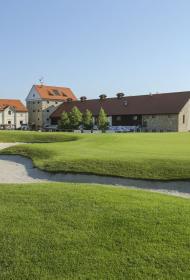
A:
[80,96,87,102]
[116,92,125,99]
[99,94,107,100]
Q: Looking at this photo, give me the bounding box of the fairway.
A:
[0,183,190,280]
[1,131,190,180]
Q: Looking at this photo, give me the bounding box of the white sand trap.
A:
[0,143,190,198]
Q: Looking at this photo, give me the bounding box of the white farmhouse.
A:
[26,84,77,130]
[0,99,28,129]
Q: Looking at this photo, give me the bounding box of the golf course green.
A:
[1,131,190,180]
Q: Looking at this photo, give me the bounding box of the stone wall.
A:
[27,100,43,129]
[142,114,178,132]
[27,100,63,129]
[178,99,190,132]
[41,100,62,127]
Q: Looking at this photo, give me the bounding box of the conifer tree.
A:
[69,106,82,129]
[98,108,108,132]
[58,111,70,130]
[83,109,93,129]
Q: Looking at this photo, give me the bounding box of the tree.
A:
[69,106,82,129]
[58,111,70,130]
[82,109,93,129]
[98,108,108,132]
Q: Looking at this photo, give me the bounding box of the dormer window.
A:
[8,110,11,115]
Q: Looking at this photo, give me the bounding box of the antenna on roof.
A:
[39,77,44,87]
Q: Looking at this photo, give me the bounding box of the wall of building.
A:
[15,112,28,128]
[42,100,63,127]
[27,100,63,129]
[3,107,15,127]
[178,99,190,132]
[0,108,28,129]
[0,112,2,124]
[142,114,178,132]
[27,100,43,129]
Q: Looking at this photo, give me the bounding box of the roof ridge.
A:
[34,84,71,89]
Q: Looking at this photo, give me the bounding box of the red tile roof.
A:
[0,99,27,112]
[34,85,77,101]
[51,91,190,118]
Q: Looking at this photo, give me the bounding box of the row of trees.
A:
[58,106,108,131]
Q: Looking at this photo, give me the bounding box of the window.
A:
[133,116,138,120]
[33,94,35,97]
[20,114,23,117]
[46,118,49,121]
[55,101,58,104]
[152,115,155,118]
[20,121,23,125]
[47,101,49,104]
[47,110,49,112]
[38,101,40,104]
[183,114,185,124]
[116,116,121,121]
[8,121,11,124]
[33,110,35,112]
[8,110,11,115]
[143,121,147,127]
[33,101,35,104]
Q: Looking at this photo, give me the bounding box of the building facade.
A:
[0,99,28,129]
[26,85,77,130]
[50,91,190,132]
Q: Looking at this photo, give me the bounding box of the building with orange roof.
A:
[0,99,28,129]
[26,84,77,130]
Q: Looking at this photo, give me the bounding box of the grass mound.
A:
[0,130,78,143]
[1,132,190,180]
[0,183,189,279]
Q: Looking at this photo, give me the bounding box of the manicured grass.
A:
[0,183,189,280]
[2,131,190,180]
[0,130,78,143]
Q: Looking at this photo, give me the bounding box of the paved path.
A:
[0,143,190,198]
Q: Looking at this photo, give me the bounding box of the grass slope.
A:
[0,130,78,143]
[0,183,190,280]
[1,131,190,180]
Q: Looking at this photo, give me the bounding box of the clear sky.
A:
[1,0,190,102]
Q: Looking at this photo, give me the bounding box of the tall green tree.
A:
[69,106,82,129]
[98,108,108,132]
[82,109,93,129]
[58,111,70,130]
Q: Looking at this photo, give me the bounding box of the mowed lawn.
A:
[1,131,190,180]
[0,183,190,280]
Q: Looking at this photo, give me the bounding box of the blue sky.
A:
[1,0,190,101]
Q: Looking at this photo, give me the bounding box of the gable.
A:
[26,85,41,101]
[0,99,27,112]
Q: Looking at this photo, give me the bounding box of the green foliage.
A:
[69,106,83,129]
[0,183,190,279]
[98,107,108,131]
[58,111,70,130]
[82,109,93,129]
